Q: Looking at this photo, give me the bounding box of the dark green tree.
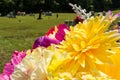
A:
[111,0,120,9]
[0,0,16,15]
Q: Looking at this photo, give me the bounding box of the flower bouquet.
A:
[1,3,120,80]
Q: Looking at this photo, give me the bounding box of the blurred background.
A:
[0,0,120,16]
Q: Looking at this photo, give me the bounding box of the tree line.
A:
[0,0,120,16]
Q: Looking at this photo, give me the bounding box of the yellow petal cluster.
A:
[48,13,120,79]
[97,47,120,79]
[48,71,115,80]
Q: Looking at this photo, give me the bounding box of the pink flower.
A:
[0,51,26,80]
[11,51,26,66]
[55,24,69,41]
[0,74,9,80]
[33,24,69,49]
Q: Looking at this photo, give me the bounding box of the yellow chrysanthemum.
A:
[48,12,120,78]
[48,71,114,80]
[97,47,120,79]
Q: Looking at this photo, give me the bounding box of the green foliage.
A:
[0,13,75,73]
[1,0,120,15]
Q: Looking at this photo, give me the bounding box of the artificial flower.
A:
[33,24,69,49]
[54,24,69,41]
[69,3,92,20]
[46,23,69,41]
[32,36,59,49]
[0,51,26,80]
[97,47,120,79]
[48,12,120,78]
[10,46,56,80]
[0,74,9,80]
[48,71,114,80]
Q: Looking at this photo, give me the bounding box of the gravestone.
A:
[7,11,16,18]
[45,11,52,16]
[64,20,74,26]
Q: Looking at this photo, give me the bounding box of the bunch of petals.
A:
[33,24,69,49]
[47,11,120,79]
[10,46,57,80]
[48,71,114,80]
[0,51,26,80]
[9,46,117,80]
[98,47,120,79]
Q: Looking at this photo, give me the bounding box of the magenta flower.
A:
[32,36,59,49]
[33,24,69,49]
[55,24,69,41]
[0,51,26,80]
[3,63,14,77]
[46,24,69,41]
[11,51,26,66]
[0,74,9,80]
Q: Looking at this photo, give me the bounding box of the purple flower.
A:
[33,24,69,49]
[108,10,120,20]
[32,36,59,49]
[108,10,113,16]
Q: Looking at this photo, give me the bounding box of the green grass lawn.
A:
[0,13,76,72]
